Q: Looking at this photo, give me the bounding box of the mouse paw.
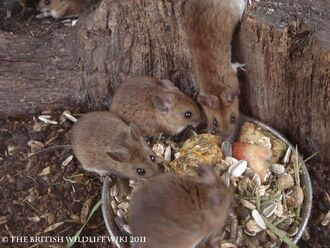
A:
[231,62,246,72]
[101,174,113,184]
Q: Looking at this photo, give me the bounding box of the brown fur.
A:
[37,0,89,19]
[185,0,245,138]
[129,166,232,248]
[110,76,202,137]
[71,111,161,179]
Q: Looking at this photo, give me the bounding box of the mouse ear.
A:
[221,89,240,104]
[151,95,172,112]
[197,94,218,108]
[106,150,128,162]
[129,123,142,141]
[197,165,218,185]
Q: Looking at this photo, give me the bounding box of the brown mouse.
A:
[129,165,232,248]
[185,0,246,139]
[71,111,161,179]
[36,0,89,19]
[110,76,202,137]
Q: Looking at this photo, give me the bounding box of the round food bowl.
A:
[101,115,312,248]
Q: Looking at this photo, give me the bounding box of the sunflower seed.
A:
[63,110,77,123]
[228,160,247,177]
[225,156,238,165]
[62,155,73,167]
[270,164,285,175]
[38,115,58,125]
[240,199,256,210]
[222,141,232,157]
[253,174,261,186]
[261,202,277,217]
[221,172,230,188]
[110,184,118,197]
[252,210,266,230]
[282,147,291,164]
[164,146,172,161]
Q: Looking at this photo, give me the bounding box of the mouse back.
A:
[71,112,160,179]
[129,166,232,248]
[110,76,202,136]
[37,0,89,19]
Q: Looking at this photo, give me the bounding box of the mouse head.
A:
[197,89,240,139]
[106,123,161,179]
[197,165,232,210]
[151,79,202,135]
[38,0,52,10]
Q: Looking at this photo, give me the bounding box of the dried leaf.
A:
[80,199,92,223]
[44,222,64,233]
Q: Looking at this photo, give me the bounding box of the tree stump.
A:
[0,0,329,163]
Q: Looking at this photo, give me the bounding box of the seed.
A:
[270,164,285,175]
[252,210,266,230]
[164,146,172,161]
[110,184,118,197]
[253,174,261,186]
[221,172,230,188]
[221,141,232,157]
[63,110,77,123]
[225,156,238,165]
[240,199,256,210]
[261,202,277,217]
[38,115,58,125]
[62,155,73,167]
[228,160,247,177]
[282,147,291,164]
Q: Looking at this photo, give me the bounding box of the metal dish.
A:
[101,115,312,247]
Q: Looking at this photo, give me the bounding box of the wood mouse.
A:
[110,76,202,137]
[129,165,232,248]
[71,111,161,179]
[185,0,246,139]
[36,0,89,19]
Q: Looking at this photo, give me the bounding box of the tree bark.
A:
[0,0,329,163]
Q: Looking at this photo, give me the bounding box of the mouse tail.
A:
[25,144,72,159]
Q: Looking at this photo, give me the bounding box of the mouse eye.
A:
[149,155,156,162]
[136,168,146,175]
[45,0,51,5]
[212,118,218,127]
[184,111,192,118]
[230,115,236,124]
